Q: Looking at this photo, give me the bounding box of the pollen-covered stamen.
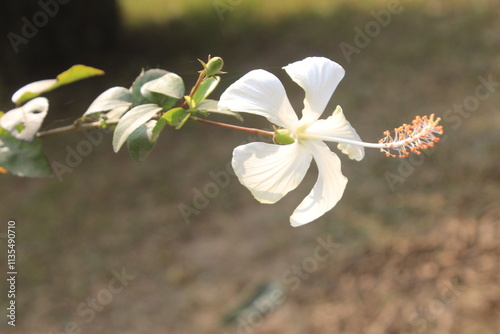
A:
[378,114,443,158]
[298,113,443,157]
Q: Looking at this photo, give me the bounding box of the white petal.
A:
[218,69,298,130]
[283,57,345,124]
[232,142,312,204]
[303,106,365,161]
[290,140,347,227]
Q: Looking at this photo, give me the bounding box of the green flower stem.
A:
[191,117,273,137]
[180,72,205,109]
[36,114,273,139]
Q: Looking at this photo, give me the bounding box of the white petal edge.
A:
[232,142,312,204]
[218,69,299,130]
[283,57,345,124]
[303,106,365,161]
[290,140,347,227]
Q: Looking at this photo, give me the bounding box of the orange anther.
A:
[379,114,443,159]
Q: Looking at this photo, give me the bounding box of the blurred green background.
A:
[1,0,499,333]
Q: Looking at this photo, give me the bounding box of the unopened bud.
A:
[204,56,224,76]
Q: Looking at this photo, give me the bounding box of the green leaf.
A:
[0,97,49,141]
[83,87,134,117]
[12,65,104,105]
[146,92,179,111]
[184,96,196,110]
[196,99,243,121]
[151,117,168,143]
[140,73,185,100]
[0,134,52,177]
[11,80,55,105]
[112,104,162,153]
[0,114,10,137]
[176,113,191,130]
[15,124,26,133]
[55,64,104,87]
[127,120,157,163]
[196,99,218,110]
[105,107,131,122]
[140,73,185,110]
[191,76,220,108]
[161,107,190,129]
[130,69,169,104]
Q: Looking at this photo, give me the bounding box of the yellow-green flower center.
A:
[273,128,296,145]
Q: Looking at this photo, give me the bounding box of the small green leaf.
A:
[12,65,104,105]
[184,96,196,110]
[143,92,179,111]
[130,69,169,104]
[112,104,162,152]
[127,120,157,163]
[191,76,220,108]
[0,113,10,137]
[151,117,168,143]
[196,99,218,110]
[55,64,104,87]
[11,80,56,105]
[159,97,179,110]
[162,107,190,129]
[0,134,52,177]
[176,113,190,130]
[0,127,9,137]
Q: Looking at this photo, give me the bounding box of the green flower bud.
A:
[273,128,296,145]
[204,56,224,76]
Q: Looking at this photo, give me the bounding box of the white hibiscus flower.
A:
[219,57,442,227]
[218,57,363,226]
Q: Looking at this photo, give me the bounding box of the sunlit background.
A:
[1,0,499,333]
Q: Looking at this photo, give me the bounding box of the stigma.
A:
[379,114,444,158]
